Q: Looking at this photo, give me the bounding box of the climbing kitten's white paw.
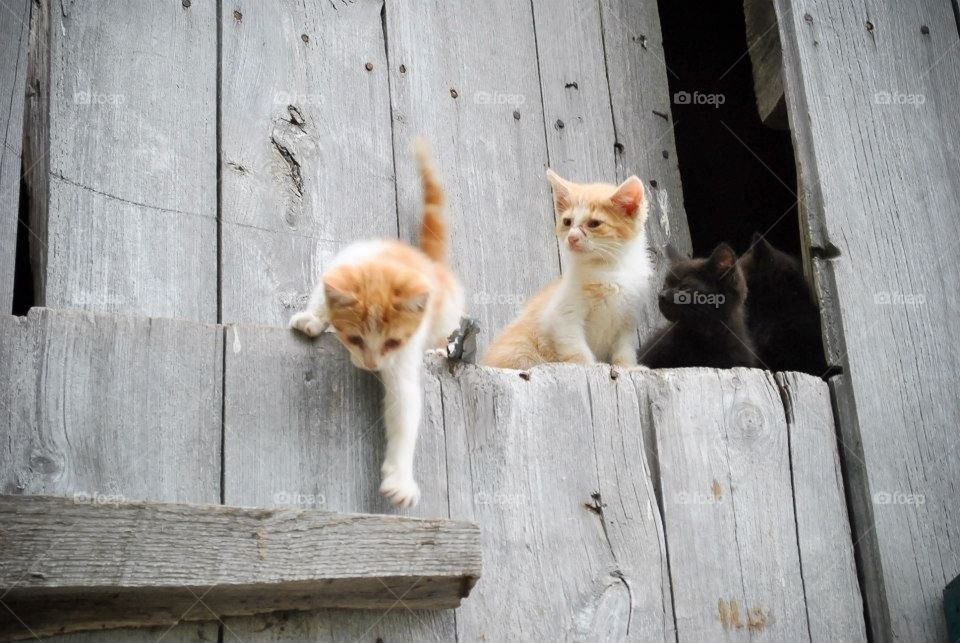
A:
[289,311,327,337]
[380,470,421,509]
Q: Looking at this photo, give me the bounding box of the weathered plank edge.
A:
[0,495,481,640]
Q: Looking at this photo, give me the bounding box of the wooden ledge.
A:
[0,496,481,641]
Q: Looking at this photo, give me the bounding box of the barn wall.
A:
[774,0,960,639]
[0,308,864,641]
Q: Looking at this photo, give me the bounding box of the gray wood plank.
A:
[223,328,456,641]
[743,0,787,128]
[0,495,480,641]
[385,0,557,353]
[653,368,809,641]
[0,0,29,312]
[26,0,216,321]
[441,363,673,641]
[777,372,866,642]
[0,308,222,643]
[774,0,960,639]
[220,0,396,326]
[597,0,694,334]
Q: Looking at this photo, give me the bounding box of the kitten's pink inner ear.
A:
[546,169,572,213]
[611,176,645,217]
[711,246,737,273]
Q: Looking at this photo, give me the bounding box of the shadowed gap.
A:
[657,0,800,258]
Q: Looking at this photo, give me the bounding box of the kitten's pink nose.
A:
[363,353,379,370]
[567,230,585,250]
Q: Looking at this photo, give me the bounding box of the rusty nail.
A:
[804,12,813,23]
[649,179,659,189]
[555,119,565,129]
[513,110,521,120]
[182,0,190,7]
[233,9,242,21]
[865,21,874,32]
[399,64,407,73]
[921,25,930,35]
[365,62,374,71]
[450,88,459,98]
[301,34,309,43]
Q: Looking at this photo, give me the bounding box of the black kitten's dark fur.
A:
[738,234,826,375]
[638,243,757,369]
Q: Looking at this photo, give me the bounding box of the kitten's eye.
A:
[383,338,402,351]
[347,335,365,347]
[562,217,572,227]
[587,219,602,229]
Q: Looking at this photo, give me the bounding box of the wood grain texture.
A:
[384,0,557,352]
[0,308,222,643]
[597,0,694,334]
[774,0,960,639]
[0,495,480,641]
[653,368,810,641]
[220,0,396,326]
[743,0,787,128]
[440,363,673,641]
[777,372,866,642]
[222,328,457,641]
[27,0,216,321]
[0,0,29,312]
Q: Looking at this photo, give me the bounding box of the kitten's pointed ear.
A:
[664,244,684,264]
[400,291,430,313]
[546,168,573,213]
[708,243,738,275]
[750,232,774,258]
[610,176,646,219]
[323,269,358,307]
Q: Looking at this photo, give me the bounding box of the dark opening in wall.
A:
[12,176,34,316]
[658,0,800,259]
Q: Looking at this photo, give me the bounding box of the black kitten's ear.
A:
[708,243,738,275]
[664,244,684,264]
[749,232,775,259]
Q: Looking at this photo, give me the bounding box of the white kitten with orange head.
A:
[482,170,651,369]
[291,141,463,508]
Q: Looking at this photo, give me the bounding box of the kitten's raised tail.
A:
[414,138,448,264]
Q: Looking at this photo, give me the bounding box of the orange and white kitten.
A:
[290,142,463,509]
[482,170,650,369]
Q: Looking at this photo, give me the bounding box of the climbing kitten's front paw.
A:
[289,311,327,337]
[380,470,421,509]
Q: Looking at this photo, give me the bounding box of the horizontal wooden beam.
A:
[0,495,481,640]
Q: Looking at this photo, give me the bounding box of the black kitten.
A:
[738,233,826,375]
[638,243,758,369]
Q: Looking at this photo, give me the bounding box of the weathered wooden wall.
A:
[22,0,690,348]
[0,0,29,312]
[25,0,217,321]
[773,0,960,640]
[0,308,864,641]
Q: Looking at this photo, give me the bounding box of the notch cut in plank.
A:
[743,0,788,128]
[0,0,29,312]
[220,0,395,326]
[0,495,481,641]
[24,0,216,321]
[776,372,866,642]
